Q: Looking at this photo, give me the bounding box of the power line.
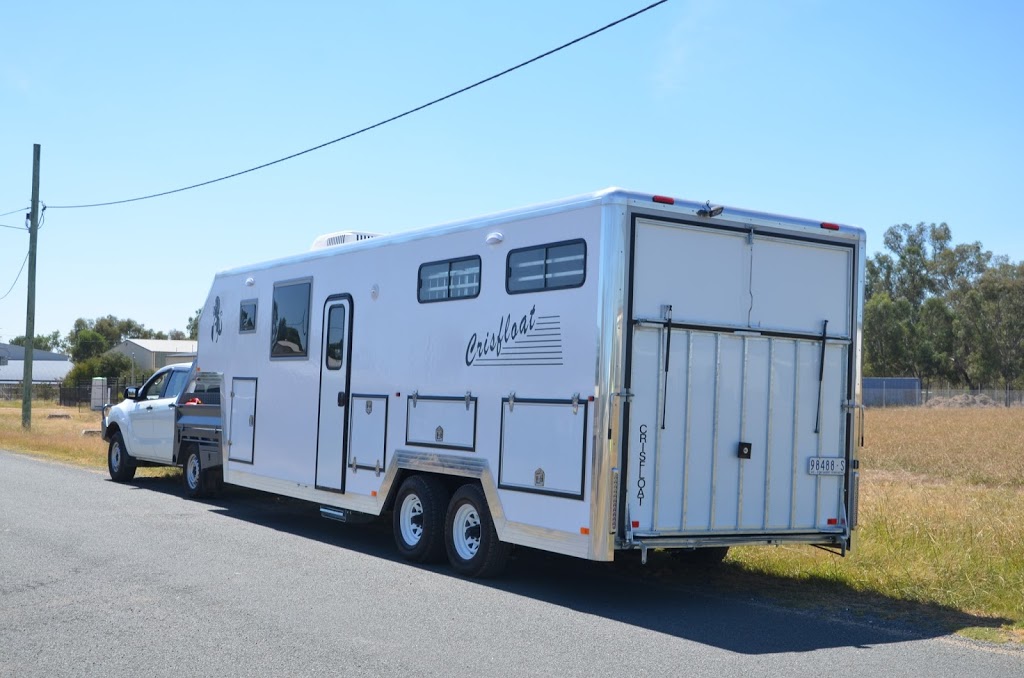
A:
[0,223,27,231]
[0,251,29,301]
[48,1,669,211]
[0,207,28,218]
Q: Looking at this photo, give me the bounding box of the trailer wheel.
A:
[107,432,136,482]
[444,484,510,578]
[182,446,207,499]
[393,475,448,563]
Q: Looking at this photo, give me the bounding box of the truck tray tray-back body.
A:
[623,216,856,545]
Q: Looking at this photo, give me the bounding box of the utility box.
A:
[90,377,108,411]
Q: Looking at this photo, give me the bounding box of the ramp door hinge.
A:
[349,456,357,472]
[465,391,472,410]
[508,392,516,412]
[572,393,580,414]
[411,391,418,408]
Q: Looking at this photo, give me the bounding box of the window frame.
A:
[505,238,587,295]
[270,278,313,360]
[239,299,258,334]
[417,255,482,304]
[324,303,346,371]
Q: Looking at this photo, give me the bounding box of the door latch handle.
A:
[145,405,153,411]
[338,392,347,407]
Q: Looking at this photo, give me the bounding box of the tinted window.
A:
[240,301,257,333]
[507,240,586,293]
[325,305,346,370]
[140,371,169,400]
[418,256,481,302]
[271,281,311,358]
[165,370,190,399]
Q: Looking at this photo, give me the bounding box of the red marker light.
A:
[652,195,675,205]
[827,518,838,526]
[631,520,640,528]
[820,222,840,231]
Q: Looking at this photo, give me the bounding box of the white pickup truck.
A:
[101,362,194,486]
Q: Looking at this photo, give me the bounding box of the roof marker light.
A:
[652,195,674,205]
[821,222,840,231]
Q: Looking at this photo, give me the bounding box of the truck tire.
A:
[182,446,207,499]
[393,475,448,563]
[444,484,510,578]
[107,431,137,483]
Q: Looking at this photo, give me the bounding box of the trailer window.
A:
[418,256,481,303]
[239,300,257,333]
[506,239,586,294]
[325,304,346,370]
[270,280,311,358]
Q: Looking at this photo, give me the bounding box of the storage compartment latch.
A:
[572,392,580,414]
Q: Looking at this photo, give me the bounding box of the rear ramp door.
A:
[624,218,853,541]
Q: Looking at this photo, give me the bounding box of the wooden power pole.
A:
[21,144,41,430]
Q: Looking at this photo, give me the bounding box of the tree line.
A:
[5,310,202,385]
[865,222,1024,395]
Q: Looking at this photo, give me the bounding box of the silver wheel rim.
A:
[452,503,481,561]
[111,442,122,472]
[399,493,424,547]
[186,455,201,490]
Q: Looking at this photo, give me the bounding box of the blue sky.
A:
[2,1,1022,342]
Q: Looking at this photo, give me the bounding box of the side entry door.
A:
[316,295,352,492]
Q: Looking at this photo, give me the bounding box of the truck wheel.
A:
[444,484,510,578]
[182,447,207,499]
[393,475,448,563]
[107,432,137,482]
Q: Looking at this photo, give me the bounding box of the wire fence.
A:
[0,379,139,408]
[865,386,1024,408]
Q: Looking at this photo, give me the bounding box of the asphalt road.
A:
[1,450,1021,678]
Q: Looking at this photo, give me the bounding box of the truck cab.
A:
[101,362,192,481]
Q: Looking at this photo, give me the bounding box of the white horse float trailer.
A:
[191,188,865,577]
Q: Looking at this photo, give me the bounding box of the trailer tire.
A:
[393,475,448,563]
[107,431,136,482]
[444,484,510,578]
[182,446,207,499]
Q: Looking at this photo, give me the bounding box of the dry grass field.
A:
[0,401,175,477]
[731,407,1024,642]
[2,401,1021,641]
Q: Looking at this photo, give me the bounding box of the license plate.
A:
[807,457,846,475]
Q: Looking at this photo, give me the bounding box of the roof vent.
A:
[310,231,382,250]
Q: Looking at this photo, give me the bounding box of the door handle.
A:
[167,403,176,408]
[145,405,153,411]
[337,392,347,407]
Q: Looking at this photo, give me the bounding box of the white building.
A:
[0,342,73,384]
[107,339,197,371]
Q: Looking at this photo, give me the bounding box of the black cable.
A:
[0,251,29,301]
[48,1,668,210]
